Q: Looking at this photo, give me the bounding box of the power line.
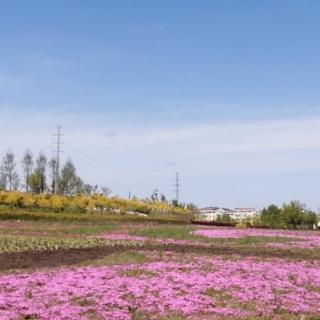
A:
[52,126,64,193]
[172,172,181,203]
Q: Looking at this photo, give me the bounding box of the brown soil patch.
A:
[0,242,319,273]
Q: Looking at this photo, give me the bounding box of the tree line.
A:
[0,149,110,196]
[261,201,318,229]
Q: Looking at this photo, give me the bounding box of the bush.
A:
[0,191,191,217]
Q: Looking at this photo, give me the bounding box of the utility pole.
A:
[52,126,64,194]
[128,190,132,199]
[172,172,181,204]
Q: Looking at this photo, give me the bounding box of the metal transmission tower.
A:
[52,126,64,193]
[172,172,181,204]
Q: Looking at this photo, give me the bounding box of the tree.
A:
[186,202,197,211]
[282,201,305,229]
[35,152,47,193]
[1,151,17,190]
[261,204,282,227]
[101,186,112,197]
[0,172,6,190]
[29,171,45,194]
[48,158,57,193]
[160,193,167,203]
[83,184,96,196]
[172,199,178,207]
[22,149,34,192]
[302,210,318,229]
[12,172,20,190]
[151,189,159,202]
[58,160,83,195]
[216,213,234,223]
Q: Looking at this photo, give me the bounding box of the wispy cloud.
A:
[1,109,320,207]
[2,108,320,161]
[78,115,320,155]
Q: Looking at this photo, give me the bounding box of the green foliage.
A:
[216,213,235,224]
[28,171,45,194]
[282,201,305,229]
[282,201,318,229]
[57,160,83,195]
[261,204,283,227]
[303,210,318,228]
[261,201,318,229]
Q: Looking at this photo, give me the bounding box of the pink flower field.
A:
[101,232,209,247]
[2,222,320,320]
[192,228,320,248]
[1,253,320,320]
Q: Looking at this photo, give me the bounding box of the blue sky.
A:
[1,1,320,209]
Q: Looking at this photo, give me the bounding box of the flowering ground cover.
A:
[101,232,209,247]
[0,252,320,320]
[192,228,320,249]
[1,220,320,319]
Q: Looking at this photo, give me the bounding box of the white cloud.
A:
[68,115,320,155]
[1,109,320,208]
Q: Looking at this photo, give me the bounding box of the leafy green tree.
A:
[58,160,83,195]
[261,204,282,227]
[302,210,318,229]
[282,201,305,229]
[35,152,47,193]
[29,171,45,194]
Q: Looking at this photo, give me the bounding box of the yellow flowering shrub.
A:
[0,191,191,216]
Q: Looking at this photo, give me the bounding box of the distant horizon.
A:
[1,1,320,210]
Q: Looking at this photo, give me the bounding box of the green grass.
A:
[235,236,298,245]
[132,225,299,246]
[132,225,194,240]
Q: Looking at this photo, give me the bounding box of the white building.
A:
[231,208,260,221]
[196,207,261,222]
[197,207,234,222]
